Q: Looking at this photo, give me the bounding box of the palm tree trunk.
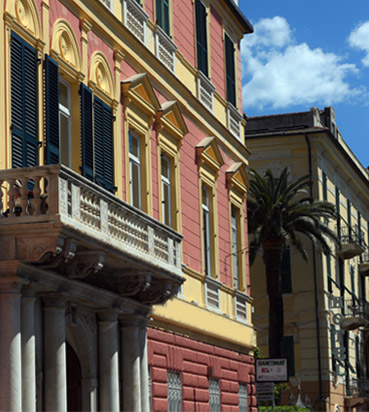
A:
[263,241,284,358]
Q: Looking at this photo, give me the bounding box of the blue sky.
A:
[239,0,369,168]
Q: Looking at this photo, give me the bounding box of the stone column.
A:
[120,315,144,412]
[139,317,150,412]
[43,294,67,412]
[0,262,24,412]
[21,286,36,412]
[98,310,120,412]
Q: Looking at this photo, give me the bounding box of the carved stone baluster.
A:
[33,176,41,216]
[148,226,154,256]
[20,177,28,216]
[47,174,59,215]
[71,183,81,221]
[8,179,16,217]
[167,237,174,265]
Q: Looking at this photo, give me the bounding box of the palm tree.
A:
[247,167,338,358]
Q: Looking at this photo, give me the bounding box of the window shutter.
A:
[163,0,170,35]
[80,84,94,182]
[225,34,236,106]
[156,0,163,27]
[10,33,38,168]
[195,0,208,76]
[44,55,60,164]
[94,97,114,192]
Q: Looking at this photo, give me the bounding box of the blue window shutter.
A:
[80,83,94,182]
[10,32,38,168]
[195,0,208,76]
[44,55,60,164]
[156,0,170,35]
[225,34,236,106]
[94,97,114,192]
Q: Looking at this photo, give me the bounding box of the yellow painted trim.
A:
[80,18,91,83]
[89,51,115,104]
[5,0,41,39]
[151,297,255,350]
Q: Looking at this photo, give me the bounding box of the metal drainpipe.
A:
[305,134,323,402]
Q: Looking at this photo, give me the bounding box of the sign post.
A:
[256,358,288,382]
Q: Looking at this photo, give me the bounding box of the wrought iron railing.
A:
[349,378,369,398]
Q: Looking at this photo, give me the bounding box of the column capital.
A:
[21,284,36,299]
[98,309,119,322]
[0,261,27,293]
[42,293,66,308]
[114,48,125,64]
[119,313,150,328]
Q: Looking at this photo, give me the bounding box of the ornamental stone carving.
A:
[115,271,152,296]
[6,0,41,37]
[137,279,179,304]
[67,251,105,279]
[89,52,114,99]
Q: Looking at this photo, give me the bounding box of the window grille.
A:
[209,378,220,412]
[168,371,182,412]
[238,383,248,412]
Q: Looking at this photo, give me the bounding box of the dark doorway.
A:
[67,343,82,412]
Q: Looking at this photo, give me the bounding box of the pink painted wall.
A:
[148,328,257,412]
[209,6,225,99]
[173,1,195,67]
[144,0,154,22]
[49,0,81,53]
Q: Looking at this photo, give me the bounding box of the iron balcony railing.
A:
[349,378,369,398]
[344,298,369,322]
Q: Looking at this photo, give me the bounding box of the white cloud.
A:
[242,17,364,110]
[349,21,369,67]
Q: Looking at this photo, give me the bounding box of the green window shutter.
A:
[283,336,295,377]
[156,0,170,35]
[94,97,114,193]
[10,32,38,168]
[80,84,94,182]
[327,254,332,293]
[195,0,208,76]
[44,55,60,164]
[225,34,236,106]
[281,247,292,294]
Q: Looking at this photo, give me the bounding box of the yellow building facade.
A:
[246,107,369,412]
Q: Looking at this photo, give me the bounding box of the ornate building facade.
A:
[246,107,369,412]
[0,0,256,410]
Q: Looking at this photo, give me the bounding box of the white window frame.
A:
[161,154,172,227]
[129,130,142,209]
[202,184,212,277]
[59,78,72,167]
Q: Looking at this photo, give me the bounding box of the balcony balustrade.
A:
[337,222,365,259]
[197,71,215,112]
[346,378,369,408]
[341,298,369,330]
[155,26,177,73]
[123,0,149,44]
[227,103,243,141]
[359,252,369,276]
[0,165,183,304]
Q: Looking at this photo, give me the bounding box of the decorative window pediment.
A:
[156,101,188,143]
[51,19,82,79]
[196,137,224,175]
[5,0,42,42]
[89,51,115,104]
[226,162,249,198]
[122,73,161,118]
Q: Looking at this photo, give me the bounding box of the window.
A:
[209,379,220,412]
[167,371,182,412]
[225,34,236,107]
[231,205,240,288]
[283,335,295,377]
[281,247,292,294]
[80,84,115,192]
[10,32,39,168]
[195,0,208,76]
[202,184,212,276]
[161,154,172,226]
[59,80,72,167]
[327,254,332,293]
[129,131,142,209]
[322,171,328,201]
[156,0,170,35]
[238,383,248,412]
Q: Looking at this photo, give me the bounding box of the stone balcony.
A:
[337,223,365,260]
[0,165,183,304]
[359,253,369,276]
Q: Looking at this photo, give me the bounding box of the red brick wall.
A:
[148,328,257,412]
